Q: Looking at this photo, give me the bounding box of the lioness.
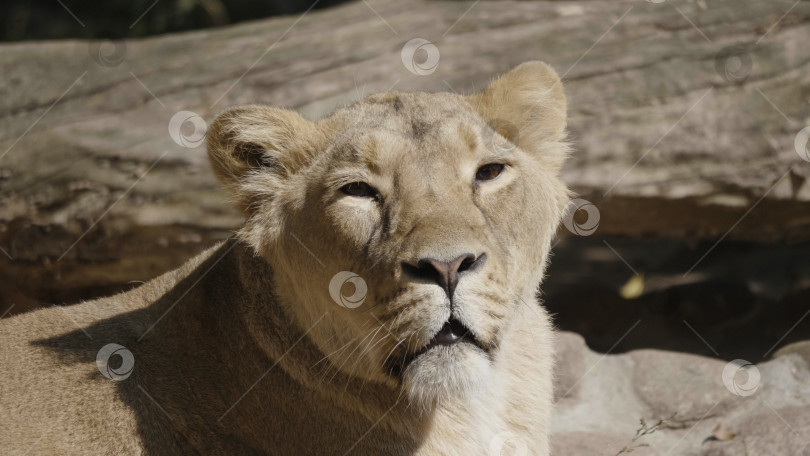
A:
[0,61,570,455]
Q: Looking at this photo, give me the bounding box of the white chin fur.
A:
[402,343,491,410]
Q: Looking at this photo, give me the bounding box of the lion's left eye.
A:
[340,182,378,199]
[475,163,505,182]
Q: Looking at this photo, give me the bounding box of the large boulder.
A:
[552,331,810,455]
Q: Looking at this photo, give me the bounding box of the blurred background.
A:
[1,0,348,41]
[1,0,809,365]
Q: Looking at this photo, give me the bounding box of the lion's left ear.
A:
[467,61,568,166]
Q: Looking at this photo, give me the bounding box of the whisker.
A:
[344,324,387,381]
[327,321,381,384]
[355,331,397,394]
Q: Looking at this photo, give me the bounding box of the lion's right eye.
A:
[340,182,378,199]
[475,163,505,182]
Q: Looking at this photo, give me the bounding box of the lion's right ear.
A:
[466,61,568,173]
[206,105,322,215]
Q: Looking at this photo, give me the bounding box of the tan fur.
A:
[0,62,570,455]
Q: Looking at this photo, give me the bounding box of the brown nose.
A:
[403,253,486,299]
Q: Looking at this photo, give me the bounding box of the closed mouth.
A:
[387,318,490,378]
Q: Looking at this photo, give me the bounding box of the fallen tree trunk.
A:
[1,0,809,312]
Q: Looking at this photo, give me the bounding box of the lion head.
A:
[206,62,570,408]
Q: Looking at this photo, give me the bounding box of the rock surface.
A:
[552,331,810,455]
[1,0,810,312]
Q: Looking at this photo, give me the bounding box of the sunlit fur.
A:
[210,61,571,452]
